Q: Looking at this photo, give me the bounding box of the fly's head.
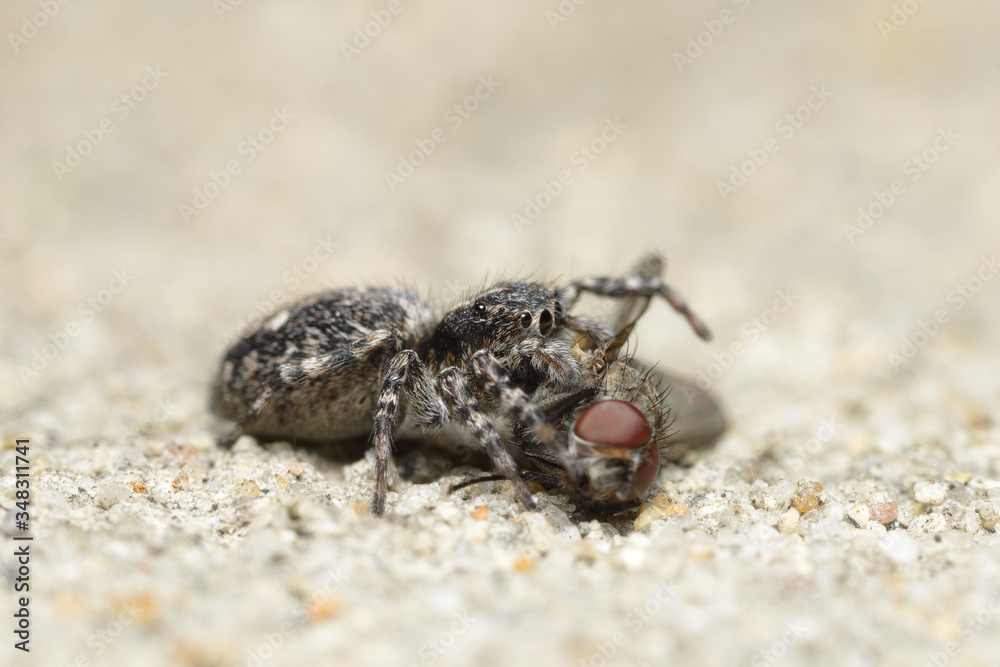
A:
[565,359,667,503]
[568,399,660,503]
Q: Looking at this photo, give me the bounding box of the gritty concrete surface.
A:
[2,2,1000,666]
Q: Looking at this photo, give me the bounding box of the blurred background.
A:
[2,2,999,666]
[2,1,998,428]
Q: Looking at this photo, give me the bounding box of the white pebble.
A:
[913,481,947,506]
[777,508,800,534]
[847,502,870,528]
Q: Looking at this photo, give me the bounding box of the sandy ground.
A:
[2,2,1000,666]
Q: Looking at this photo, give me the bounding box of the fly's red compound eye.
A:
[573,400,659,503]
[573,400,651,449]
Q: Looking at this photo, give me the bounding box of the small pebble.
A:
[234,480,261,497]
[469,506,489,521]
[513,556,535,572]
[163,443,199,464]
[777,508,800,534]
[793,481,824,513]
[977,500,1000,531]
[847,502,870,528]
[307,598,344,623]
[913,481,946,505]
[869,500,898,525]
[634,506,666,531]
[130,481,147,493]
[95,483,131,509]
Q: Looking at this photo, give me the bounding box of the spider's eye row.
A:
[538,309,553,335]
[519,312,532,328]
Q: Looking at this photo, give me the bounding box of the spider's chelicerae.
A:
[211,256,711,515]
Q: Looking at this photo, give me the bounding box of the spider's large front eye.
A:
[473,300,487,318]
[538,309,553,335]
[519,312,532,328]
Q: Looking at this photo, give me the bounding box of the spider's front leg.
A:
[435,368,537,511]
[468,350,584,483]
[560,268,712,341]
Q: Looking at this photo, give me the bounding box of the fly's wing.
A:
[645,366,727,460]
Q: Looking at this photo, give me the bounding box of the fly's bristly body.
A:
[211,254,714,515]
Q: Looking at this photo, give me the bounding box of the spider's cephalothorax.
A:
[211,255,711,515]
[420,282,576,391]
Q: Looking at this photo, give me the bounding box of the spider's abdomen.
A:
[211,288,433,441]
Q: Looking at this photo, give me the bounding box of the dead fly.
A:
[489,330,726,507]
[211,255,711,514]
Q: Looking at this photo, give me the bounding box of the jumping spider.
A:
[211,256,711,514]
